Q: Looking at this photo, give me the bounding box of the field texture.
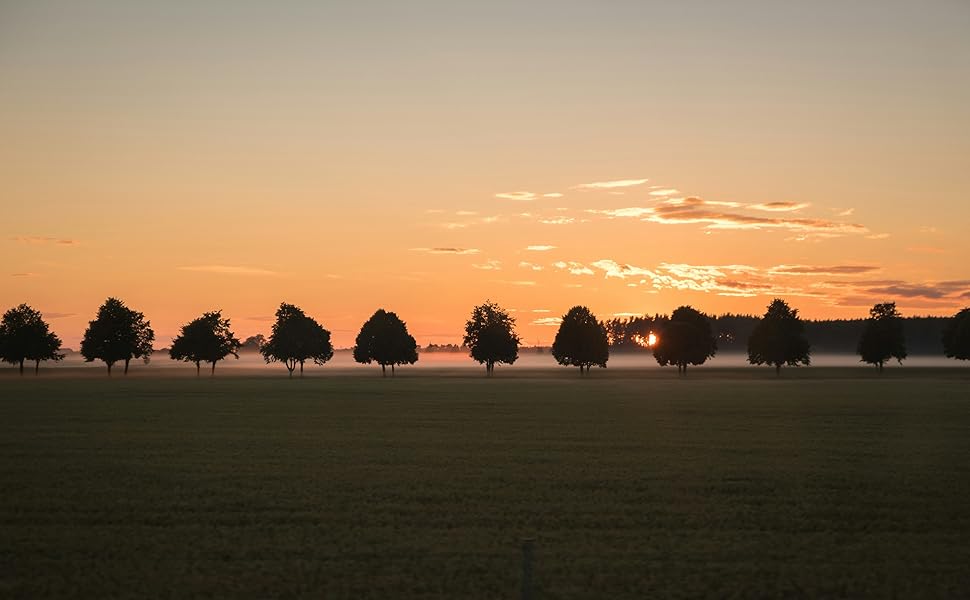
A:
[1,368,969,599]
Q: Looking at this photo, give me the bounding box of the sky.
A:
[2,0,969,348]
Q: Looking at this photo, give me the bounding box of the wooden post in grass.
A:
[521,537,535,600]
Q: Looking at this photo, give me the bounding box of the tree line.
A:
[1,298,969,376]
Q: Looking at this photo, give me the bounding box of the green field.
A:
[1,368,968,598]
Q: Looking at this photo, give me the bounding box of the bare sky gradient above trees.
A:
[2,1,968,348]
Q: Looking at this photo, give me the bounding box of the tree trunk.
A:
[211,361,217,375]
[124,358,131,375]
[107,362,112,376]
[35,360,40,375]
[196,361,201,376]
[391,364,395,377]
[382,364,386,377]
[878,361,884,373]
[19,359,24,375]
[775,363,781,376]
[300,361,304,377]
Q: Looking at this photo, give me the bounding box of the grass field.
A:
[1,368,969,598]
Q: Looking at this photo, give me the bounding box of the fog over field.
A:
[42,350,963,373]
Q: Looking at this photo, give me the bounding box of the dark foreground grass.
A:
[1,369,969,598]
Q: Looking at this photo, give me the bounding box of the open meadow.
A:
[1,367,969,598]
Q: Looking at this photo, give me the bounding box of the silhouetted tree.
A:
[463,300,520,376]
[653,306,717,375]
[857,302,907,372]
[80,298,154,375]
[942,307,970,362]
[169,311,241,375]
[0,304,64,375]
[747,299,811,375]
[353,309,418,376]
[552,305,609,374]
[260,303,333,377]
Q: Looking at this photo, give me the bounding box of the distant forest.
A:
[606,315,949,355]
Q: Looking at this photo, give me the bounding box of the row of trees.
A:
[2,299,970,376]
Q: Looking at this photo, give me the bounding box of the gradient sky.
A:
[3,0,969,348]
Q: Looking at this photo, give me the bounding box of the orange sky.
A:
[3,2,969,348]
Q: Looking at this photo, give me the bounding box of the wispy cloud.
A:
[768,264,880,276]
[519,261,543,271]
[497,280,537,286]
[748,202,810,212]
[472,260,502,270]
[539,217,575,225]
[11,272,37,277]
[411,247,480,255]
[543,193,563,198]
[13,236,78,246]
[553,261,595,276]
[178,265,279,276]
[525,245,556,251]
[533,317,562,326]
[649,188,680,196]
[41,311,75,319]
[574,178,649,190]
[588,197,868,235]
[495,191,537,201]
[907,246,947,254]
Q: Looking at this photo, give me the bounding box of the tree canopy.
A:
[0,304,64,375]
[857,302,907,372]
[260,303,333,376]
[942,307,970,362]
[551,305,609,374]
[463,300,520,376]
[747,299,811,374]
[353,309,418,376]
[169,311,241,375]
[80,298,154,375]
[653,305,717,375]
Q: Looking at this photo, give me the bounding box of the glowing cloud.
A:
[748,202,810,212]
[525,245,556,251]
[495,191,537,201]
[769,264,880,276]
[472,260,502,270]
[533,317,562,326]
[553,261,594,275]
[590,197,868,235]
